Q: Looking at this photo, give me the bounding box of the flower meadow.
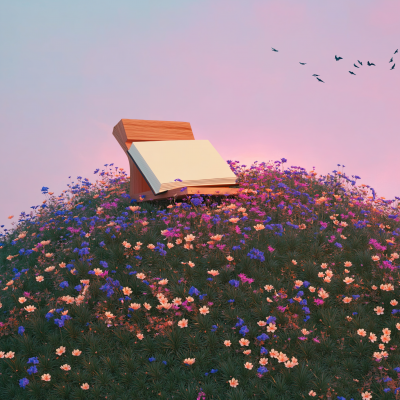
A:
[1,160,400,400]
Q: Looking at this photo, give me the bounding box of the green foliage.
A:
[0,162,400,399]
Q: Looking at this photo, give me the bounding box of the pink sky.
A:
[1,0,399,231]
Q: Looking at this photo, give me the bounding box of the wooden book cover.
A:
[127,140,237,195]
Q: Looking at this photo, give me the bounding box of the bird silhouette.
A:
[299,62,306,65]
[389,57,394,63]
[335,55,343,61]
[395,49,398,54]
[367,61,376,66]
[316,77,324,83]
[358,60,362,65]
[312,74,319,76]
[349,71,356,75]
[353,63,359,68]
[391,63,395,70]
[272,48,278,52]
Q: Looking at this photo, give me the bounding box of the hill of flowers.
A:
[1,160,400,400]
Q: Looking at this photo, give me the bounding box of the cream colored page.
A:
[133,140,236,189]
[128,144,161,193]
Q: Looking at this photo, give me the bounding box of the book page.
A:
[129,140,236,194]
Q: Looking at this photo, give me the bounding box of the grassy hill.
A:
[1,160,400,400]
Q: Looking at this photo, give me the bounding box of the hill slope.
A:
[1,160,400,400]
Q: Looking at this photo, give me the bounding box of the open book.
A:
[127,140,237,195]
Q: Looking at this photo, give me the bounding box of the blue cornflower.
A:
[74,285,82,292]
[211,325,218,332]
[235,317,245,327]
[257,333,269,341]
[191,197,203,207]
[334,242,342,248]
[229,279,240,287]
[239,325,249,336]
[188,287,199,297]
[19,378,29,388]
[18,326,25,335]
[228,299,235,303]
[260,347,268,355]
[162,361,167,365]
[27,366,38,375]
[257,366,268,374]
[149,357,156,362]
[59,281,69,289]
[247,248,265,262]
[27,357,39,365]
[210,369,218,374]
[54,318,64,328]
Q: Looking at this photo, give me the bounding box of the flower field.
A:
[1,160,400,399]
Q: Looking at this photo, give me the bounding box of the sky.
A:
[1,0,399,231]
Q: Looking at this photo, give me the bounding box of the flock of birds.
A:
[271,48,398,83]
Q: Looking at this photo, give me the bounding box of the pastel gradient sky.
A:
[1,0,399,230]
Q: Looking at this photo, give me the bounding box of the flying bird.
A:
[272,48,278,52]
[316,77,324,83]
[391,63,395,70]
[389,57,394,63]
[312,74,319,76]
[353,63,359,68]
[349,71,356,75]
[367,61,376,66]
[335,55,343,61]
[299,62,306,65]
[395,49,398,54]
[358,60,362,65]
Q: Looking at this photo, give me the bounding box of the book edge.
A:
[127,145,162,195]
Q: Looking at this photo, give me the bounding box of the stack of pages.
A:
[127,140,237,195]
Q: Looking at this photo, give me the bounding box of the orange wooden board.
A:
[112,118,196,197]
[130,186,239,202]
[113,119,195,152]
